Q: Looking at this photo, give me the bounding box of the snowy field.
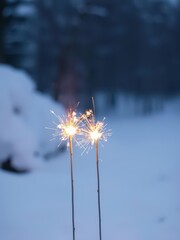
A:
[0,102,180,240]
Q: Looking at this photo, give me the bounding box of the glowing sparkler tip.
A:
[65,125,77,136]
[48,102,111,153]
[90,130,102,141]
[48,108,82,148]
[79,108,111,153]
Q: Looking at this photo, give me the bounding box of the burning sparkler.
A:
[48,109,83,240]
[81,104,111,240]
[80,109,111,154]
[48,101,111,240]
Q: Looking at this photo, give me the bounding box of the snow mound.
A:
[25,92,65,156]
[0,64,64,171]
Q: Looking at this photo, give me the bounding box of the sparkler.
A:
[48,101,111,240]
[81,105,111,240]
[49,109,83,240]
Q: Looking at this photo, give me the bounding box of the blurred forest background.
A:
[1,0,180,111]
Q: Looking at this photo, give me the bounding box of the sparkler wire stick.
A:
[69,136,75,240]
[95,140,102,240]
[48,109,81,240]
[80,105,111,240]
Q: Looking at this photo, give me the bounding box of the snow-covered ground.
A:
[0,103,180,240]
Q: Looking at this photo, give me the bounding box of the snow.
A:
[25,92,65,156]
[0,103,179,240]
[0,64,64,170]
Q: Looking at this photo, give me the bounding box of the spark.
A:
[79,110,111,153]
[49,109,83,148]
